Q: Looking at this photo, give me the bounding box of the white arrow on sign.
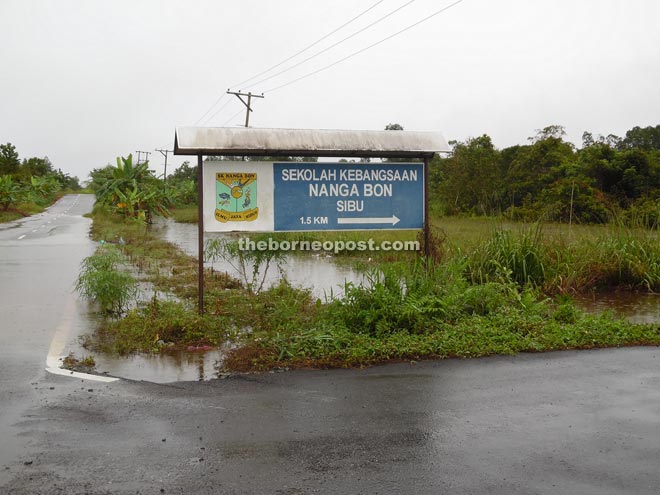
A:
[337,215,400,226]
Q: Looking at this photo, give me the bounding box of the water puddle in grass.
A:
[66,304,225,383]
[574,292,660,324]
[84,220,660,383]
[71,220,368,383]
[163,219,365,299]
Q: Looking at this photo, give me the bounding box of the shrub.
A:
[468,225,548,287]
[75,246,139,315]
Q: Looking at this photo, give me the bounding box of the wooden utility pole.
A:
[227,90,264,127]
[155,148,172,180]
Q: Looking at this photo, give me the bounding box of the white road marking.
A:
[18,234,26,240]
[45,294,119,383]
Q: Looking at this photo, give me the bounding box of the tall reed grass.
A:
[464,223,660,293]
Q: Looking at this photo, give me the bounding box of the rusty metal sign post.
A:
[174,127,449,314]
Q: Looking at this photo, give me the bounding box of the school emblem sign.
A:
[215,172,258,223]
[203,160,422,233]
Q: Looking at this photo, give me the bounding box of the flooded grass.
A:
[61,352,97,373]
[82,208,660,373]
[224,274,660,371]
[165,220,366,299]
[80,208,240,359]
[83,299,232,354]
[89,207,241,299]
[169,206,198,223]
[574,292,660,324]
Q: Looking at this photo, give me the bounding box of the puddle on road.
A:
[66,294,223,383]
[90,348,224,383]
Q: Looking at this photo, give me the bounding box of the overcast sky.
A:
[1,0,659,181]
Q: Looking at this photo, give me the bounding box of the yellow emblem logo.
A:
[215,172,258,223]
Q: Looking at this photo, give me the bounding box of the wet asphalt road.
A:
[1,196,660,494]
[0,195,96,472]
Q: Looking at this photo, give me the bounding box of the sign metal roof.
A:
[174,126,449,159]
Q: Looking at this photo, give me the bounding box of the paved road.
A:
[0,195,97,475]
[1,196,660,494]
[1,349,660,495]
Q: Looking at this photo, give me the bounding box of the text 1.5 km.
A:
[300,216,329,225]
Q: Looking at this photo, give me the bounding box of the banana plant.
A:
[29,175,59,202]
[0,175,25,211]
[95,154,172,222]
[172,179,197,206]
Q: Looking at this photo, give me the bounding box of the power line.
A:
[192,1,387,126]
[221,107,247,127]
[243,0,417,91]
[194,1,388,126]
[231,0,387,90]
[265,0,465,94]
[200,96,234,126]
[193,92,228,126]
[203,98,241,126]
[188,0,465,130]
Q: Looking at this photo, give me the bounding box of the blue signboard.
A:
[273,162,424,231]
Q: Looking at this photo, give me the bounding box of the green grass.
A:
[61,352,96,372]
[89,206,241,299]
[83,299,232,354]
[169,206,198,223]
[82,208,660,371]
[431,215,648,250]
[0,193,91,224]
[0,201,46,223]
[222,260,660,371]
[459,221,660,293]
[0,210,23,223]
[75,246,139,315]
[228,314,660,371]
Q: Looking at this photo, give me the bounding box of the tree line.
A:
[429,124,660,226]
[0,143,81,212]
[86,123,660,228]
